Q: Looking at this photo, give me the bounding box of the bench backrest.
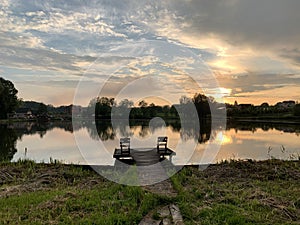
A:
[157,136,168,150]
[120,137,130,153]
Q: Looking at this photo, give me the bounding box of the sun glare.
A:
[215,132,232,145]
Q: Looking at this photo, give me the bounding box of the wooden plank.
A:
[131,149,160,166]
[113,148,132,159]
[113,147,176,162]
[157,148,175,156]
[113,147,177,186]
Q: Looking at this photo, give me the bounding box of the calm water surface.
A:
[1,120,299,165]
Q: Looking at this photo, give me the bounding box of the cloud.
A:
[229,84,300,104]
[218,73,300,96]
[1,0,299,105]
[0,43,95,75]
[128,0,300,72]
[279,48,300,67]
[166,0,300,48]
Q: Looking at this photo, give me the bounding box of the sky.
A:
[1,0,300,106]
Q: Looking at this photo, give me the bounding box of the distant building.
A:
[7,108,33,119]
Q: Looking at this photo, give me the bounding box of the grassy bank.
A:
[172,160,300,225]
[0,160,170,224]
[0,159,299,224]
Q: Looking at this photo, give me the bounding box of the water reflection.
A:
[84,119,214,143]
[0,125,18,161]
[0,120,299,163]
[227,121,300,135]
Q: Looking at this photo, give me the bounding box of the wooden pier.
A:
[112,137,177,186]
[113,137,175,165]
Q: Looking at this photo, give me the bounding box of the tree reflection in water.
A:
[0,125,18,161]
[89,119,213,144]
[1,120,300,162]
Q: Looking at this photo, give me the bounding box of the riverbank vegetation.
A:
[0,160,170,224]
[172,159,300,224]
[2,76,300,122]
[0,159,299,224]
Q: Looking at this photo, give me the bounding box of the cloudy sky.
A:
[1,0,300,106]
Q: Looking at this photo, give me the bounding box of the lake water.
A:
[1,120,299,165]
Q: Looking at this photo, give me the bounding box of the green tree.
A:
[0,77,19,119]
[192,93,212,118]
[294,104,300,116]
[95,97,115,118]
[162,105,170,117]
[37,103,48,115]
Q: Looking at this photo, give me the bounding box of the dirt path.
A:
[131,150,184,224]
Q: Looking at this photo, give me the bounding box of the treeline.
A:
[2,76,300,121]
[226,101,300,118]
[86,93,224,120]
[21,101,74,117]
[0,77,81,120]
[86,97,178,119]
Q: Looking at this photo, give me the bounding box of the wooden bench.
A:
[113,137,175,162]
[113,137,131,159]
[120,137,130,154]
[157,136,168,153]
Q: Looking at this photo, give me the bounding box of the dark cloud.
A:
[279,48,300,66]
[167,0,300,49]
[218,73,300,95]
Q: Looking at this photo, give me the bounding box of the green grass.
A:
[0,185,166,224]
[1,159,299,224]
[0,160,170,224]
[171,160,300,225]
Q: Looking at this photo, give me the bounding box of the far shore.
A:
[228,117,300,124]
[1,115,300,124]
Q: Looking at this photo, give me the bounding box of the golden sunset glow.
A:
[0,1,299,106]
[215,132,233,145]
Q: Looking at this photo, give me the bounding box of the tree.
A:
[118,99,134,108]
[192,93,212,117]
[294,104,300,116]
[138,100,148,108]
[162,105,170,117]
[0,77,19,119]
[112,99,134,119]
[95,97,115,118]
[37,103,48,115]
[179,95,192,105]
